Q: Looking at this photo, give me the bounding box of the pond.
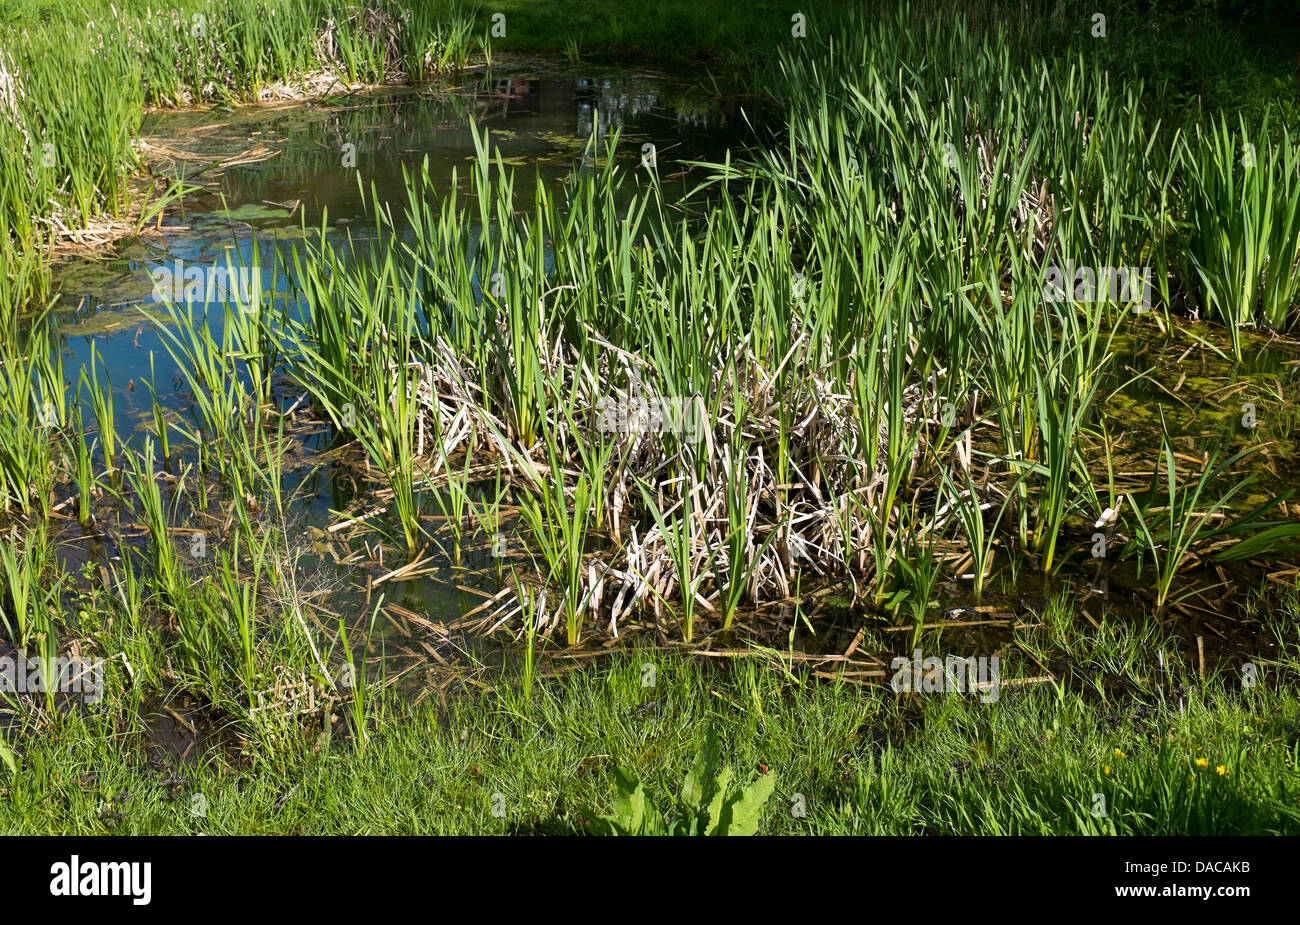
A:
[31,58,1300,708]
[40,63,756,690]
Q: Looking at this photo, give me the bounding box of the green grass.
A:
[2,623,1299,835]
[217,3,1300,645]
[1183,114,1300,348]
[458,0,838,64]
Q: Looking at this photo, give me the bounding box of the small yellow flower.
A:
[1114,749,1127,759]
[1103,766,1111,775]
[1195,758,1209,767]
[1216,765,1228,776]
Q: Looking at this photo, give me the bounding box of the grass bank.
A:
[5,612,1300,835]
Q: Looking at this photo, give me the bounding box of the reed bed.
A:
[262,6,1300,646]
[2,1,1300,769]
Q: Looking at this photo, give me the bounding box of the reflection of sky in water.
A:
[575,77,661,138]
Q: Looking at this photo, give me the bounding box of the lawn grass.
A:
[3,627,1298,835]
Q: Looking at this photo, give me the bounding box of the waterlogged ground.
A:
[863,326,1300,675]
[38,63,755,710]
[57,67,742,291]
[32,61,1300,742]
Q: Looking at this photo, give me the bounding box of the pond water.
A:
[52,63,747,332]
[48,63,749,500]
[42,63,755,683]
